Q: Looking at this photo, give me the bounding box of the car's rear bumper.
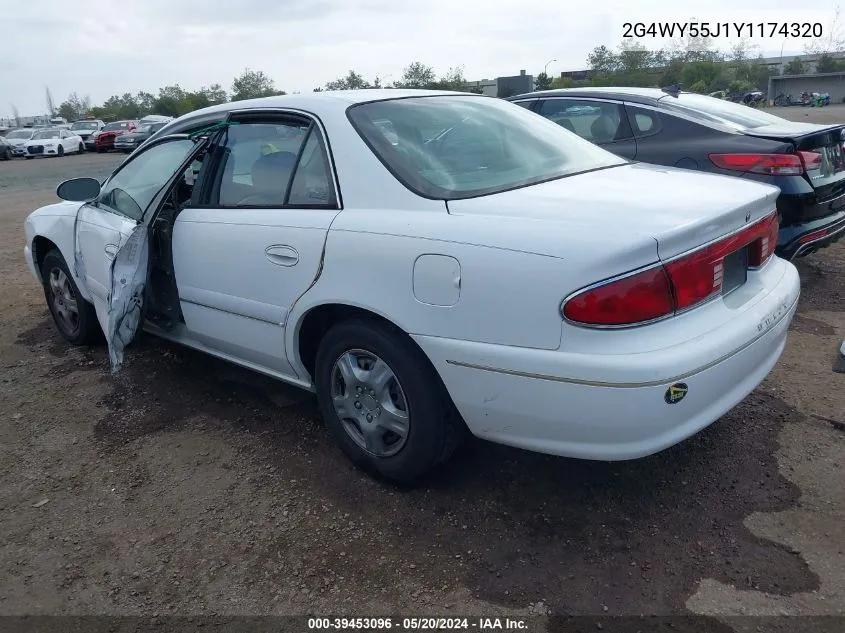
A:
[777,211,845,259]
[414,258,800,461]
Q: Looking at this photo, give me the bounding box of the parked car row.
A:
[2,115,175,159]
[24,90,802,483]
[507,86,845,260]
[2,127,86,158]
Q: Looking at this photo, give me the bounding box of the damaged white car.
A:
[24,90,800,482]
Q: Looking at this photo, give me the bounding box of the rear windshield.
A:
[347,96,624,200]
[104,122,129,131]
[661,93,787,129]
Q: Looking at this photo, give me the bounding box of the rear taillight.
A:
[749,213,780,265]
[798,150,822,171]
[709,153,803,175]
[562,212,779,327]
[562,267,675,326]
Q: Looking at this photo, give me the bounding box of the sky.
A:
[1,0,840,118]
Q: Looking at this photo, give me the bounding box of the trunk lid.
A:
[745,122,845,207]
[446,162,779,260]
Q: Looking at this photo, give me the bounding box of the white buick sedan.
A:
[24,90,800,482]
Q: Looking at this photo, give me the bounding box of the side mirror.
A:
[56,177,101,202]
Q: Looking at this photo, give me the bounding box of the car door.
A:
[535,97,637,159]
[74,136,205,354]
[171,111,341,378]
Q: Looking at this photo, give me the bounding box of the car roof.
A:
[147,89,482,143]
[200,88,471,114]
[507,87,669,106]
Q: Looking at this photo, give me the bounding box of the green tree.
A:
[56,92,90,121]
[429,66,469,91]
[682,60,726,93]
[784,58,806,75]
[394,61,436,88]
[202,83,228,105]
[816,52,838,73]
[587,45,618,77]
[231,68,282,101]
[152,85,187,117]
[325,70,373,90]
[136,91,156,113]
[550,76,575,89]
[534,72,552,91]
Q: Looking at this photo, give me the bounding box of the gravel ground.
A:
[0,116,843,631]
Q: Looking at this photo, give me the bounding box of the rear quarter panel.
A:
[286,207,661,379]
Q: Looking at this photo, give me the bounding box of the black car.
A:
[0,136,11,161]
[113,121,168,153]
[507,87,845,259]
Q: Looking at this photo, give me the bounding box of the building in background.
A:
[496,70,534,98]
[0,114,52,129]
[768,71,845,102]
[463,78,497,96]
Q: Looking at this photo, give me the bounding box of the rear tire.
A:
[314,318,462,484]
[41,250,99,345]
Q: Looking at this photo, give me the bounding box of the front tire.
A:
[78,142,85,153]
[41,250,99,345]
[57,145,64,157]
[315,318,461,483]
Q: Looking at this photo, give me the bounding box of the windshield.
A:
[7,130,33,139]
[33,130,60,140]
[661,93,788,129]
[71,121,98,130]
[104,122,129,131]
[348,96,624,199]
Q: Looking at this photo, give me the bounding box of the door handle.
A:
[265,245,299,267]
[104,244,118,259]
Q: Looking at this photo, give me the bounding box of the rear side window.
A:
[626,106,662,138]
[348,95,624,200]
[537,99,631,144]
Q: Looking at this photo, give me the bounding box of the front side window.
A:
[211,120,335,207]
[348,95,624,200]
[97,138,196,220]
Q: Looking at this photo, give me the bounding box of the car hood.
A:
[6,138,29,146]
[26,138,59,145]
[116,132,148,141]
[446,162,780,260]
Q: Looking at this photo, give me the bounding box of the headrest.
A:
[250,150,297,193]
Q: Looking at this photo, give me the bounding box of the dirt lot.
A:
[0,115,844,630]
